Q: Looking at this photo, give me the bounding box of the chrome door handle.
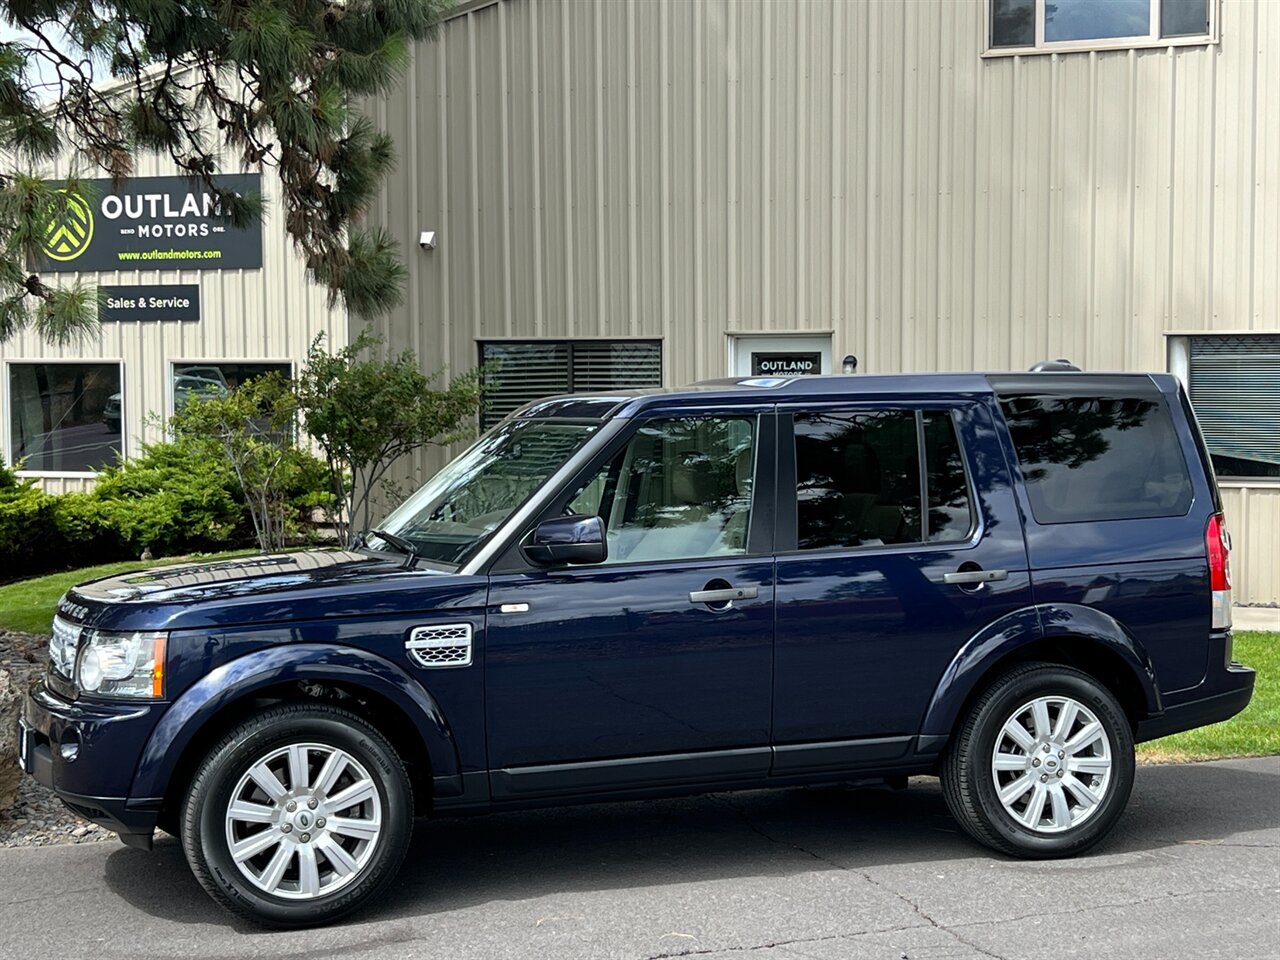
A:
[689,586,758,604]
[942,569,1008,585]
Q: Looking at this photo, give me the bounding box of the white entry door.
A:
[730,334,833,378]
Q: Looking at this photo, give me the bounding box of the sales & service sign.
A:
[39,174,263,272]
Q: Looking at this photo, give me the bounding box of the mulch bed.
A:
[1,629,113,848]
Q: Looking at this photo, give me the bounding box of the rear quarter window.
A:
[998,395,1193,524]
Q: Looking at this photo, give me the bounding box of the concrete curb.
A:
[1233,605,1280,632]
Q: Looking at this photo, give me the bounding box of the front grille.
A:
[405,623,473,668]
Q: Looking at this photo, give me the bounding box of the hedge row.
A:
[0,438,333,583]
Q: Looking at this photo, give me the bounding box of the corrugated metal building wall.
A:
[0,152,345,495]
[369,0,1278,602]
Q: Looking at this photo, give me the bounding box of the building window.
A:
[1187,336,1280,480]
[170,361,293,414]
[988,0,1212,54]
[7,362,123,474]
[478,340,662,429]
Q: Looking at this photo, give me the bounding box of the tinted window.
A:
[8,363,122,472]
[990,0,1034,47]
[923,411,975,542]
[795,410,921,549]
[569,416,756,563]
[1161,0,1210,37]
[999,395,1193,524]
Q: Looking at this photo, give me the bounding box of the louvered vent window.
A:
[1189,335,1280,479]
[479,340,662,428]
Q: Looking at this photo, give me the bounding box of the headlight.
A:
[75,630,167,699]
[50,616,81,679]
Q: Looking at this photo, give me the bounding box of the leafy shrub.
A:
[0,465,61,581]
[297,330,482,545]
[0,432,337,582]
[171,375,339,552]
[89,437,244,556]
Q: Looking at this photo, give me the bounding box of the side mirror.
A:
[522,515,608,566]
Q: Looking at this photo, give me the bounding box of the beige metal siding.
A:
[368,0,1280,599]
[1221,483,1280,605]
[0,150,345,489]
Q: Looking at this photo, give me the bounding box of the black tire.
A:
[180,703,413,928]
[941,662,1135,858]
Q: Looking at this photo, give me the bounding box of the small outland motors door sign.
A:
[100,285,200,322]
[751,352,822,376]
[38,174,263,272]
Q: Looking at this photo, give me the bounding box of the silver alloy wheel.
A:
[223,742,383,900]
[990,695,1114,834]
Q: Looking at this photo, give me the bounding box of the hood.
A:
[62,549,486,632]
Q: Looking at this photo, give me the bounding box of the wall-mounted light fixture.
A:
[418,230,437,251]
[842,354,858,374]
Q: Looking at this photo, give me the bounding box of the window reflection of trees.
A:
[795,411,921,548]
[923,411,974,542]
[999,396,1156,483]
[999,396,1192,523]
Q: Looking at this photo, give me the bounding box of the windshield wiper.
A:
[366,529,420,569]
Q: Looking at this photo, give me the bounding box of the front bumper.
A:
[19,681,165,845]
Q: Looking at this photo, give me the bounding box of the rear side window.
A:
[999,395,1193,524]
[923,410,975,541]
[793,408,974,550]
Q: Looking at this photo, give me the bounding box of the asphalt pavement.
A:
[0,757,1276,960]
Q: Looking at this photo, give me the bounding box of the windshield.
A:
[370,419,600,567]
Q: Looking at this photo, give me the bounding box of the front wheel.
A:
[941,662,1135,858]
[181,703,413,927]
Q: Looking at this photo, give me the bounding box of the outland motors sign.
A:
[751,352,822,376]
[39,174,263,272]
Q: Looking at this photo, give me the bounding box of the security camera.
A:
[418,230,437,251]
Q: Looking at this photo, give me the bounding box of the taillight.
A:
[1206,513,1232,629]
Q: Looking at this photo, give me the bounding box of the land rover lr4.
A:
[18,371,1255,927]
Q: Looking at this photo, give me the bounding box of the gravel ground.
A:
[0,628,112,849]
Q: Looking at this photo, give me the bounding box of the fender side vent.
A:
[405,623,473,668]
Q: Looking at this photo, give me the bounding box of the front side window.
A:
[374,418,599,566]
[988,0,1211,53]
[1187,335,1280,479]
[479,340,662,429]
[8,363,123,473]
[999,394,1193,523]
[567,416,757,564]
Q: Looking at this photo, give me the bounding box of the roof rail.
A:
[1028,359,1081,372]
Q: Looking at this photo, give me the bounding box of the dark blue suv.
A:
[18,371,1255,927]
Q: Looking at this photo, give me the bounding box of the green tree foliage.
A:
[0,0,450,343]
[0,435,337,580]
[170,373,314,552]
[297,331,483,546]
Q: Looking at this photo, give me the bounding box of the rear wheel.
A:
[941,662,1135,858]
[181,703,413,927]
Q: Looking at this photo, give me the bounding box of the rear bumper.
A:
[1136,658,1256,743]
[20,681,163,846]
